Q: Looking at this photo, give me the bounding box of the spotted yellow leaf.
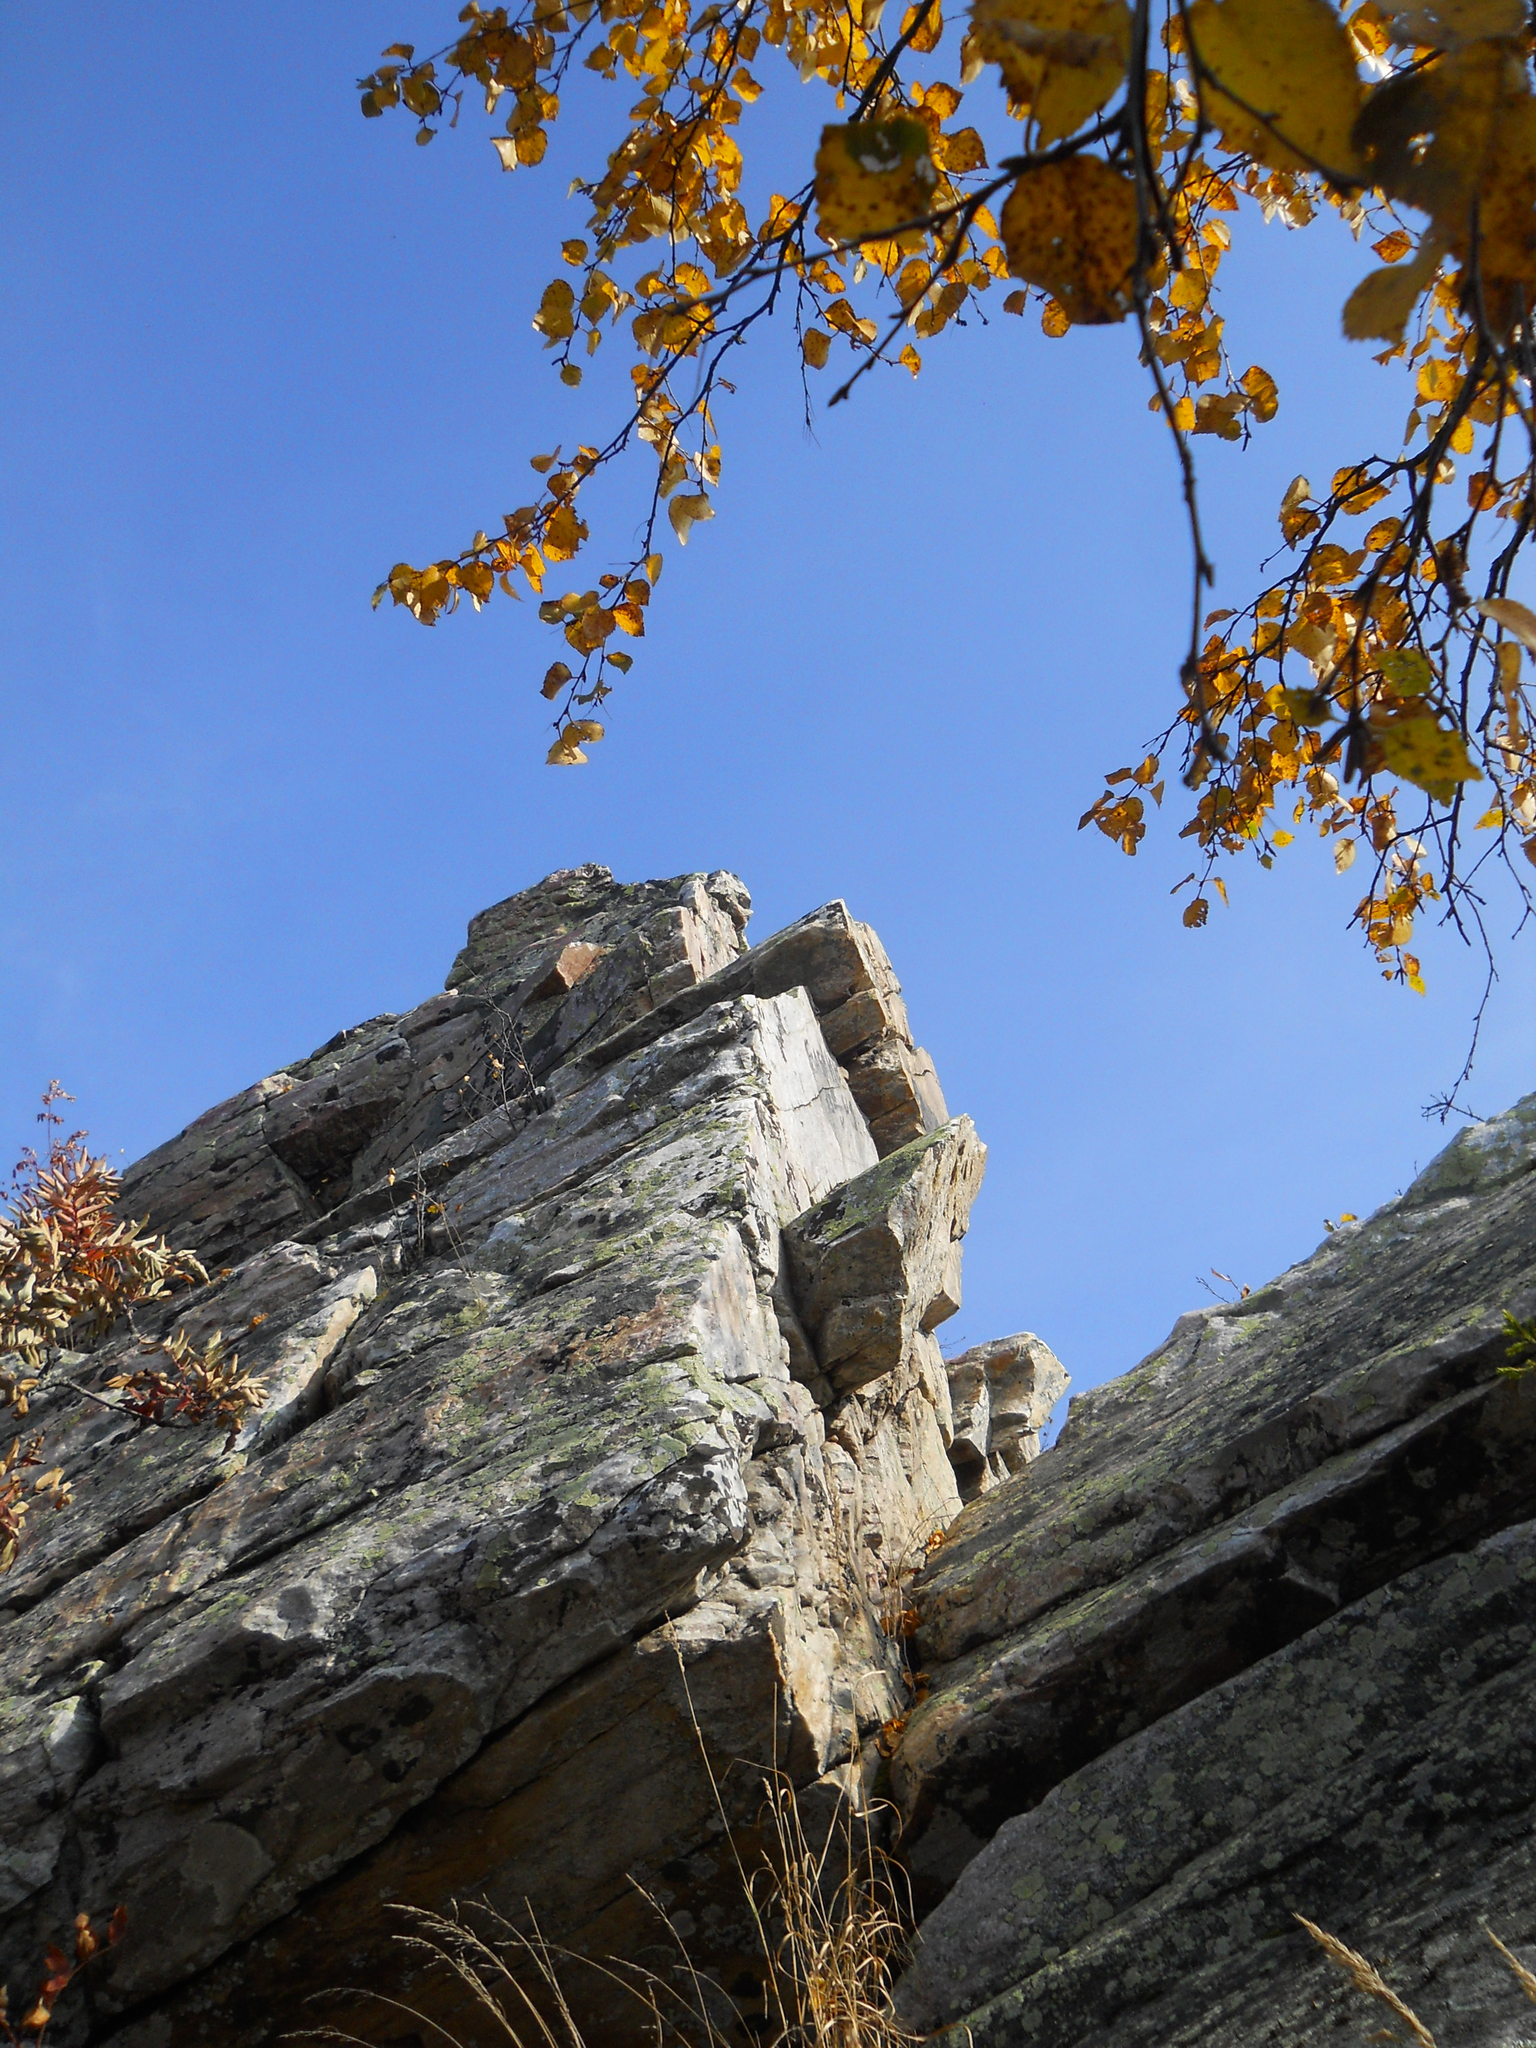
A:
[1374,712,1482,798]
[1000,157,1138,324]
[814,120,938,245]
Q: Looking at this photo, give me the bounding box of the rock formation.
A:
[0,867,1021,2047]
[8,859,1536,2048]
[896,1089,1536,2047]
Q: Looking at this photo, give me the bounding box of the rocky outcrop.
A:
[943,1333,1066,1500]
[18,853,1531,2048]
[893,1089,1536,2046]
[0,868,980,2048]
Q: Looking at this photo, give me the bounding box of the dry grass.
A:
[1300,1911,1536,2046]
[1296,1915,1439,2047]
[301,1646,916,2048]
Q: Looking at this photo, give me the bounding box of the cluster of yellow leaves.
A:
[365,0,1536,1000]
[106,1327,267,1451]
[0,1119,207,1373]
[368,0,1006,739]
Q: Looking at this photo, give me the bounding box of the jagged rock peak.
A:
[0,866,1035,2048]
[444,864,753,997]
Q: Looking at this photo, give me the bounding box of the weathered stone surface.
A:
[577,899,948,1157]
[0,871,982,2048]
[886,1081,1536,2039]
[783,1121,986,1397]
[945,1333,1068,1499]
[891,1088,1536,1895]
[116,868,754,1275]
[898,1502,1536,2048]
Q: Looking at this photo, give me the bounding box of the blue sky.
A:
[5,3,1532,1432]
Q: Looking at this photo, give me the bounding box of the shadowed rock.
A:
[891,1088,1536,2046]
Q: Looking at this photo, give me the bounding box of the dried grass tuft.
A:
[299,1643,916,2048]
[1295,1914,1437,2048]
[1301,1912,1536,2044]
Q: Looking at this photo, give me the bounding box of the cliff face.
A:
[7,863,1534,2048]
[0,867,1045,2046]
[896,1090,1536,2047]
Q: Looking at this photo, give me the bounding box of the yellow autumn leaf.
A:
[1280,686,1335,724]
[938,126,988,173]
[1371,228,1414,263]
[1241,364,1279,421]
[669,492,715,543]
[802,327,832,368]
[968,0,1131,145]
[1000,157,1138,324]
[541,661,573,699]
[1185,0,1365,181]
[813,120,938,245]
[1374,712,1483,797]
[1471,595,1536,654]
[1194,391,1244,438]
[1182,895,1210,927]
[1342,239,1443,342]
[612,601,646,635]
[547,727,590,764]
[1278,472,1317,544]
[1003,288,1028,313]
[543,503,589,561]
[568,605,616,651]
[1379,647,1434,694]
[534,278,577,341]
[900,0,945,53]
[491,137,521,170]
[1334,836,1358,872]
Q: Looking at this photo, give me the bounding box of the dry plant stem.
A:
[1296,1914,1437,2048]
[1131,0,1218,762]
[1487,1927,1536,2003]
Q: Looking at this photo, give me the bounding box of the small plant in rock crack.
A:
[468,997,550,1127]
[1499,1309,1536,1378]
[0,1906,127,2044]
[0,1084,265,1572]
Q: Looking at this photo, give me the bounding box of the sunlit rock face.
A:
[0,866,997,2048]
[896,1090,1536,2048]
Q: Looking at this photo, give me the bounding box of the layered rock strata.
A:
[894,1089,1536,2047]
[0,868,985,2048]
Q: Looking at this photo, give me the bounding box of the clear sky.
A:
[5,4,1533,1435]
